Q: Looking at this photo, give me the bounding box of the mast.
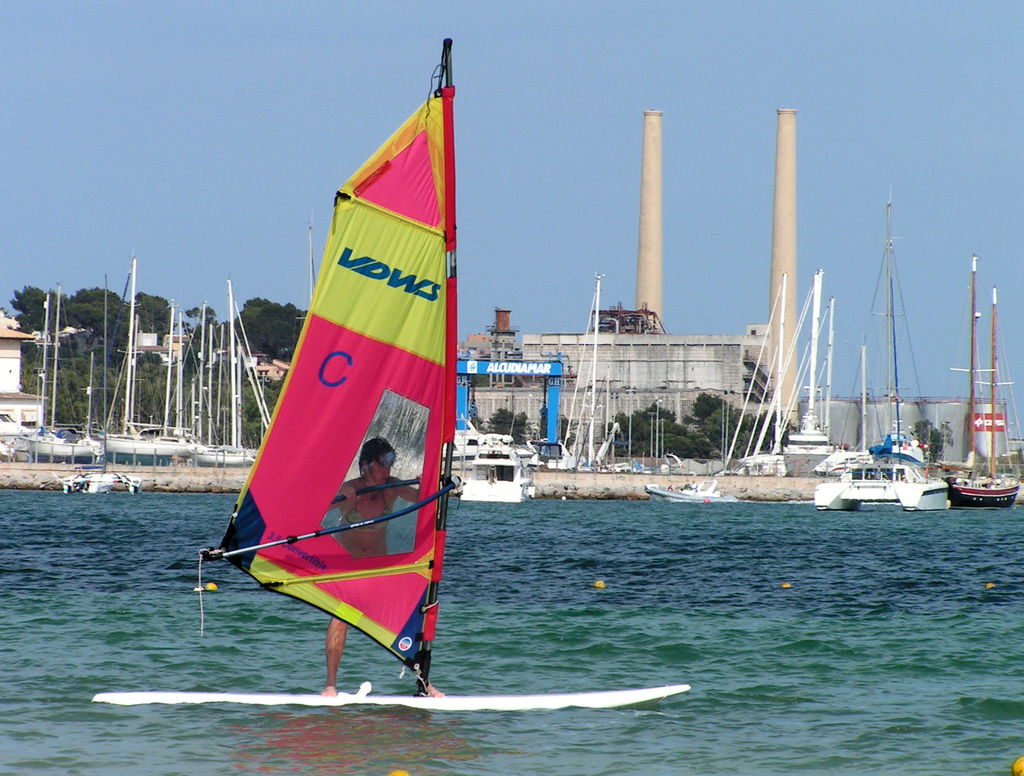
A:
[85,352,94,435]
[102,276,109,468]
[587,273,602,468]
[123,257,137,434]
[174,309,183,434]
[39,291,51,429]
[860,344,867,451]
[884,201,900,440]
[163,303,175,433]
[773,272,787,454]
[197,304,207,442]
[990,286,998,478]
[417,36,455,694]
[308,221,315,304]
[50,283,62,428]
[824,297,835,438]
[967,255,978,465]
[227,281,240,449]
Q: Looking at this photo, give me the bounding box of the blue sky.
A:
[2,1,1021,397]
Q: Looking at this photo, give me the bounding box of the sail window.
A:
[320,389,429,558]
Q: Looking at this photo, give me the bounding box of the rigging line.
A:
[204,480,458,561]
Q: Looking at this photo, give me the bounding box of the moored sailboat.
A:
[944,257,1019,508]
[815,202,947,511]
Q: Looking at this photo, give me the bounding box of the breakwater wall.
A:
[0,462,815,501]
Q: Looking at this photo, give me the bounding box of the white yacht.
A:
[58,470,141,494]
[645,480,737,503]
[814,461,949,511]
[457,433,535,503]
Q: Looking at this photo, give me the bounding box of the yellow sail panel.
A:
[313,203,446,364]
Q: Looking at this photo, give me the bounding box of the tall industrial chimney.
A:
[769,108,798,427]
[636,110,663,328]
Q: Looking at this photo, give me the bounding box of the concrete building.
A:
[0,323,39,427]
[460,307,771,441]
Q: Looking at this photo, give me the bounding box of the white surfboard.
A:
[92,682,690,711]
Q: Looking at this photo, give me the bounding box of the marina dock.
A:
[0,462,816,501]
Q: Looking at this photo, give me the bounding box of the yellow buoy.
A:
[205,582,218,591]
[781,582,791,589]
[1012,755,1024,776]
[986,582,996,589]
[388,771,411,776]
[594,580,606,589]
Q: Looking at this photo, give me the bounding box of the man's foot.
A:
[321,686,338,697]
[425,682,445,698]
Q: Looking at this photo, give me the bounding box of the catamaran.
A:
[92,40,687,711]
[814,202,947,512]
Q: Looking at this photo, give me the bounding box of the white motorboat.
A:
[645,480,737,503]
[58,470,142,494]
[457,433,535,503]
[813,461,949,511]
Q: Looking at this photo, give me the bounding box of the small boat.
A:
[944,257,1019,509]
[458,433,535,502]
[58,470,141,494]
[814,461,949,511]
[645,480,737,503]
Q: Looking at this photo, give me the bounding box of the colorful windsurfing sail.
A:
[208,40,457,690]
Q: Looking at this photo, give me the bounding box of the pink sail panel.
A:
[355,131,441,228]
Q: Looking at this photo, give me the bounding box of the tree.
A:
[9,286,48,332]
[237,297,304,360]
[912,419,952,463]
[485,408,530,443]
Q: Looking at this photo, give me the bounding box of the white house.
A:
[0,319,40,428]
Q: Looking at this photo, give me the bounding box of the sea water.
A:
[2,490,1024,775]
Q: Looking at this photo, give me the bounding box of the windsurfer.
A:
[322,436,444,697]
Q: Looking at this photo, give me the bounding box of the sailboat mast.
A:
[587,273,602,467]
[885,202,900,439]
[50,283,62,428]
[176,309,185,434]
[991,286,998,478]
[308,221,315,304]
[123,257,137,434]
[860,344,867,451]
[807,270,823,418]
[824,297,835,438]
[197,304,207,441]
[227,281,240,449]
[774,272,787,454]
[163,304,175,433]
[85,351,94,433]
[39,291,50,428]
[968,255,978,460]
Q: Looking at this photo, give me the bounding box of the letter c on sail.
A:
[319,351,354,387]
